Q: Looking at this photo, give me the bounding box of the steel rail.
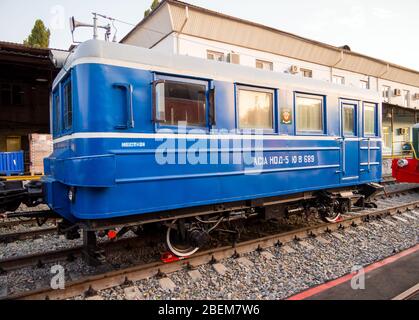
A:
[3,210,56,219]
[0,234,163,272]
[0,227,57,243]
[4,195,419,301]
[0,218,57,230]
[0,246,82,271]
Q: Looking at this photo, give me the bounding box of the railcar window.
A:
[364,103,376,135]
[155,81,207,127]
[296,95,323,133]
[63,81,73,130]
[53,92,60,135]
[343,104,355,136]
[237,88,273,130]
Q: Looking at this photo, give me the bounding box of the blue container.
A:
[0,151,24,176]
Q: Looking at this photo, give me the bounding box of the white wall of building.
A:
[378,79,419,109]
[152,33,419,111]
[150,33,177,54]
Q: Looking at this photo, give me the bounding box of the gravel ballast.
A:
[85,210,418,300]
[1,191,418,299]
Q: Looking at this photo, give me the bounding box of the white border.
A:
[53,132,383,144]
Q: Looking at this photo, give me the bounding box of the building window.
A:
[332,75,345,85]
[0,83,24,106]
[364,103,376,136]
[343,104,356,136]
[296,94,324,134]
[63,81,73,131]
[237,86,274,130]
[207,50,225,62]
[403,90,410,107]
[360,80,369,89]
[227,52,240,64]
[155,80,207,127]
[256,59,273,71]
[301,68,313,78]
[382,86,390,102]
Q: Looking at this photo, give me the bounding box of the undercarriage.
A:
[0,179,383,265]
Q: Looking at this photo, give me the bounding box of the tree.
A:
[23,19,51,48]
[144,0,160,18]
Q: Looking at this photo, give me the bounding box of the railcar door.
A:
[359,102,381,182]
[339,101,360,183]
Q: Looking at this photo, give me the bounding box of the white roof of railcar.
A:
[54,40,380,102]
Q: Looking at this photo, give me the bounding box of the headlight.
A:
[68,187,75,202]
[397,159,409,168]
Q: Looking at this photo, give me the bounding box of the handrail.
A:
[383,140,418,160]
[113,83,134,129]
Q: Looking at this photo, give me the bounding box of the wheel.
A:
[324,213,342,223]
[322,208,342,223]
[166,220,200,257]
[5,202,20,213]
[365,202,378,209]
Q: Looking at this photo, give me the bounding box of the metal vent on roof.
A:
[339,45,351,51]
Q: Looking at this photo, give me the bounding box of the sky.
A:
[0,0,418,70]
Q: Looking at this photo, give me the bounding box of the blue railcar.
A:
[42,40,382,257]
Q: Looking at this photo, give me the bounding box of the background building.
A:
[121,0,419,175]
[0,41,63,175]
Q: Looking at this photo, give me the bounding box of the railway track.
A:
[0,227,57,243]
[2,189,419,300]
[381,176,396,185]
[0,187,417,270]
[381,182,419,196]
[0,235,162,272]
[0,182,415,244]
[0,213,59,243]
[0,245,81,271]
[0,218,57,230]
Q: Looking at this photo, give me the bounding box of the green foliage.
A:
[144,0,160,18]
[23,19,51,48]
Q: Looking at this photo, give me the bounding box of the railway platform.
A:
[289,244,419,300]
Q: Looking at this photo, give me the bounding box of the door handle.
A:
[113,83,134,129]
[341,139,346,175]
[336,137,345,175]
